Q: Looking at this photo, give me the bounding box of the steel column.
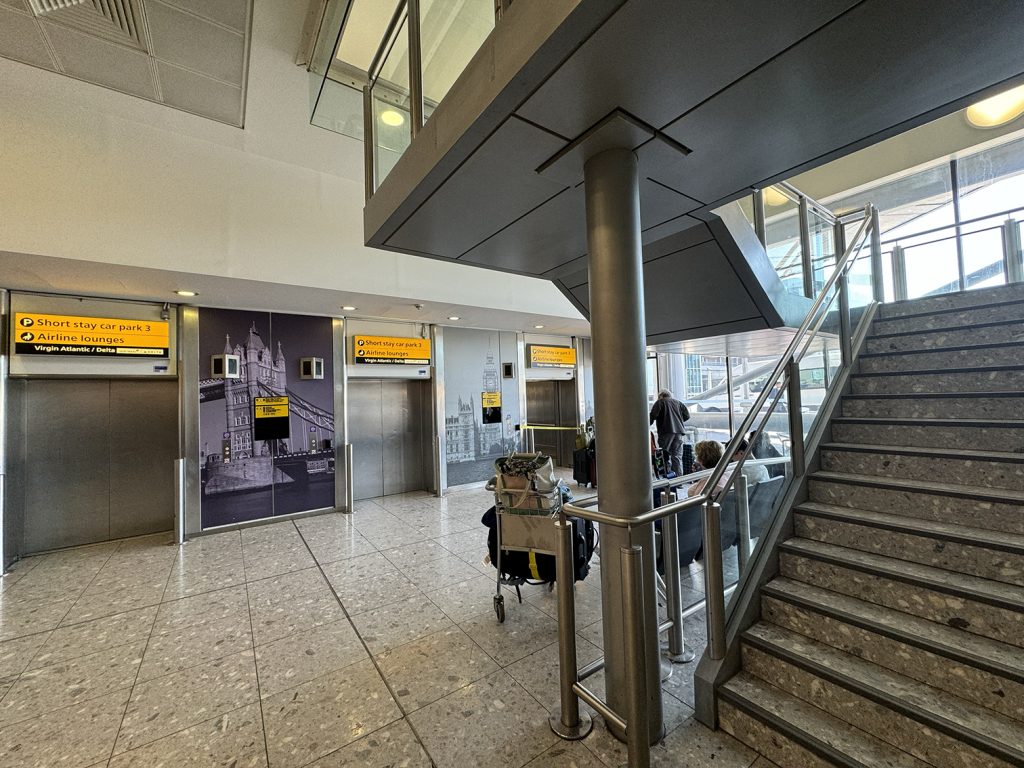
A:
[550,514,592,739]
[430,325,446,495]
[735,472,751,571]
[753,190,767,247]
[660,491,694,663]
[407,0,424,137]
[799,196,814,298]
[0,289,7,569]
[786,362,805,479]
[725,355,735,435]
[869,207,885,302]
[362,86,375,199]
[1002,218,1023,284]
[584,147,663,744]
[892,245,908,301]
[951,159,966,291]
[334,318,352,510]
[176,305,201,538]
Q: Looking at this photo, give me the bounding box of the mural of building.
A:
[480,348,501,454]
[224,323,287,459]
[445,396,478,462]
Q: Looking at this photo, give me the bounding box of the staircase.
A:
[718,283,1024,767]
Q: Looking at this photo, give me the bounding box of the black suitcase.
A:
[573,446,591,486]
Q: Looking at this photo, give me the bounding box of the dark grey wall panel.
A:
[660,0,1024,203]
[462,185,588,274]
[109,380,176,539]
[24,380,110,552]
[386,116,568,259]
[515,0,858,140]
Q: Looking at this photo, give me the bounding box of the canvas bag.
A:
[494,453,559,511]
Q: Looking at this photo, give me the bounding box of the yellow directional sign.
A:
[481,392,501,408]
[254,396,289,418]
[528,344,576,369]
[353,335,431,365]
[14,312,170,358]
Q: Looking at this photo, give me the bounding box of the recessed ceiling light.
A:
[447,316,460,321]
[175,290,198,297]
[965,84,1024,128]
[763,187,790,207]
[534,324,545,329]
[341,306,357,311]
[380,109,405,127]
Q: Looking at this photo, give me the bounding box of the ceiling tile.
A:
[157,60,243,126]
[42,20,157,100]
[0,6,57,71]
[146,0,245,85]
[153,0,249,32]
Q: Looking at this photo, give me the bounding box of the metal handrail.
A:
[878,203,1024,247]
[562,206,873,530]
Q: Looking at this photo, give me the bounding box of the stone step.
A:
[842,392,1024,420]
[866,318,1024,354]
[858,342,1024,373]
[720,672,930,768]
[851,366,1024,395]
[831,416,1024,452]
[872,300,1024,335]
[820,442,1024,493]
[741,623,1024,767]
[878,285,1024,319]
[778,538,1024,649]
[808,471,1024,536]
[794,502,1024,585]
[762,577,1024,724]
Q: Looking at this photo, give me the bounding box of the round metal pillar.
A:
[583,147,664,744]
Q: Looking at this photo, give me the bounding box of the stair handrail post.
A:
[799,195,814,298]
[660,490,695,663]
[701,501,727,660]
[892,244,908,301]
[869,205,884,302]
[1001,216,1023,284]
[785,361,805,479]
[735,472,751,570]
[837,269,852,368]
[620,545,652,768]
[753,189,767,247]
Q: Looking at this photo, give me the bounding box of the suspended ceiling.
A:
[0,0,252,126]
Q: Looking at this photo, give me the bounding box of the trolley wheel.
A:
[494,595,505,623]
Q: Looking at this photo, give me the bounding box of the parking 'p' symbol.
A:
[19,317,34,327]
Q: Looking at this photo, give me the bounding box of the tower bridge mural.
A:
[198,310,335,527]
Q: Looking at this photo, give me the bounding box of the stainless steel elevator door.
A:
[349,379,428,501]
[21,379,177,552]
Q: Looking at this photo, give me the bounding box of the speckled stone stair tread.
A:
[866,320,1024,354]
[809,470,1024,513]
[742,623,1024,763]
[878,285,1024,318]
[720,673,933,768]
[842,392,1024,420]
[858,342,1024,373]
[871,300,1024,334]
[761,578,1024,723]
[781,538,1024,611]
[851,368,1024,395]
[830,417,1024,451]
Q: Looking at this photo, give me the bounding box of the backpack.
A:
[481,506,597,583]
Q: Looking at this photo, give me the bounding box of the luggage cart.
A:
[486,462,564,623]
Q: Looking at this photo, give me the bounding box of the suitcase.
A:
[572,446,591,486]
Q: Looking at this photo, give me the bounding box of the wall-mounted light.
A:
[380,109,405,127]
[966,84,1024,128]
[175,290,198,297]
[341,305,356,311]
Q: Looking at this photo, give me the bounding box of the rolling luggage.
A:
[572,446,592,486]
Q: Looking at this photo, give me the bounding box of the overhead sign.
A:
[14,312,170,358]
[528,344,577,369]
[253,396,290,441]
[353,335,431,365]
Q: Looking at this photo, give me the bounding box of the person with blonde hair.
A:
[686,439,734,497]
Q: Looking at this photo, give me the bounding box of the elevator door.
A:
[21,378,177,553]
[349,379,429,501]
[526,379,577,467]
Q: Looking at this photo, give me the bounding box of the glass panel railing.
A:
[763,188,804,296]
[902,234,960,298]
[370,13,412,188]
[807,206,837,295]
[961,225,1007,290]
[419,0,493,113]
[845,232,874,324]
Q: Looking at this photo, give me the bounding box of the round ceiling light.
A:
[534,324,545,329]
[341,305,356,311]
[447,316,460,321]
[763,187,791,207]
[965,84,1024,128]
[380,109,405,127]
[175,290,198,297]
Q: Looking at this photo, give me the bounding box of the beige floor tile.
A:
[381,539,451,568]
[321,553,397,593]
[255,619,367,698]
[115,649,259,754]
[60,580,167,627]
[306,718,431,767]
[242,544,317,583]
[408,670,558,768]
[108,703,267,768]
[0,631,51,678]
[459,602,559,666]
[334,569,418,616]
[375,627,499,712]
[138,612,253,682]
[153,585,250,636]
[0,597,76,642]
[29,606,156,669]
[247,573,345,647]
[351,595,453,655]
[162,559,248,601]
[504,636,603,714]
[524,740,610,767]
[650,716,757,767]
[579,691,694,768]
[400,554,488,591]
[0,688,129,768]
[424,574,502,622]
[0,641,143,728]
[262,659,402,768]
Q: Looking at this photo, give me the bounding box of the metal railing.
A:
[548,204,879,766]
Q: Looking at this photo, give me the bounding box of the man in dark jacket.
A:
[650,389,690,476]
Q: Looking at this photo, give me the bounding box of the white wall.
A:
[0,0,581,320]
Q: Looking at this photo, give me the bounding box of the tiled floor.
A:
[0,477,764,768]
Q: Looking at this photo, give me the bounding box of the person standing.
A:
[649,388,690,476]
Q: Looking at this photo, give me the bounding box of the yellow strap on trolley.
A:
[528,551,541,580]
